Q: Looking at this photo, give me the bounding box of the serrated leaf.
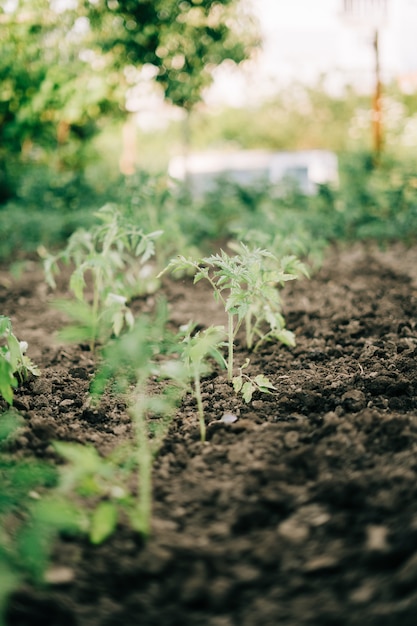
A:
[57,325,95,345]
[254,374,276,390]
[53,298,94,325]
[6,332,22,373]
[112,311,124,337]
[0,315,11,335]
[124,308,135,330]
[242,381,255,403]
[275,329,296,347]
[32,497,83,532]
[90,501,118,545]
[69,267,87,301]
[53,442,102,472]
[232,376,243,393]
[22,356,41,378]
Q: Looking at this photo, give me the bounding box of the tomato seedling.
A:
[43,204,162,351]
[232,358,276,403]
[176,323,226,441]
[0,316,40,405]
[161,243,307,380]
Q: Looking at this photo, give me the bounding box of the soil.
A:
[3,240,417,626]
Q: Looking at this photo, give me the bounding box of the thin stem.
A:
[90,268,101,352]
[131,386,152,537]
[245,309,253,350]
[193,367,206,442]
[227,314,234,381]
[205,275,226,308]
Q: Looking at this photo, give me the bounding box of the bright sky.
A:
[205,0,417,105]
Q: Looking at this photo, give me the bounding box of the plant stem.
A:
[193,367,206,442]
[245,309,253,350]
[131,389,152,537]
[227,314,234,381]
[90,269,101,352]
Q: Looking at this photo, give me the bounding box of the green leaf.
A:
[69,266,87,301]
[124,308,135,330]
[112,311,124,337]
[0,561,19,623]
[53,298,94,325]
[21,355,41,378]
[0,316,11,336]
[6,332,22,374]
[17,523,50,582]
[0,411,20,441]
[187,326,225,365]
[90,501,118,544]
[254,374,276,390]
[232,376,243,393]
[274,329,296,347]
[0,357,16,405]
[53,442,102,473]
[57,325,96,345]
[242,381,255,403]
[32,497,84,533]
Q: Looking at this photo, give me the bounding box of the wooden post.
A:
[372,29,383,161]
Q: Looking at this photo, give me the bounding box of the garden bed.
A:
[3,240,417,626]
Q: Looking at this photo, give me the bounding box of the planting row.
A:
[0,205,308,624]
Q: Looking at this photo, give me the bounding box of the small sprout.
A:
[0,316,40,404]
[232,359,276,404]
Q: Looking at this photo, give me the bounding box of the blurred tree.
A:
[0,0,257,199]
[0,1,128,203]
[81,0,258,111]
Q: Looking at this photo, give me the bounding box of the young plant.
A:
[0,412,82,626]
[42,204,162,351]
[94,306,179,537]
[175,323,226,442]
[232,358,276,403]
[54,303,182,541]
[52,440,135,545]
[160,243,308,380]
[0,316,40,405]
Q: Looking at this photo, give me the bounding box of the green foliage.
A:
[0,412,82,626]
[184,80,417,156]
[83,0,258,110]
[232,359,276,404]
[57,304,226,539]
[0,0,123,186]
[177,323,226,441]
[53,440,134,544]
[0,317,40,405]
[78,303,182,538]
[0,164,119,261]
[162,244,307,380]
[323,152,417,242]
[183,80,364,153]
[114,170,201,267]
[178,151,417,258]
[0,0,258,198]
[44,204,162,351]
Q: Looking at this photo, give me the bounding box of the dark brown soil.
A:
[3,241,417,626]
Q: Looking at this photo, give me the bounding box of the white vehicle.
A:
[169,149,339,196]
